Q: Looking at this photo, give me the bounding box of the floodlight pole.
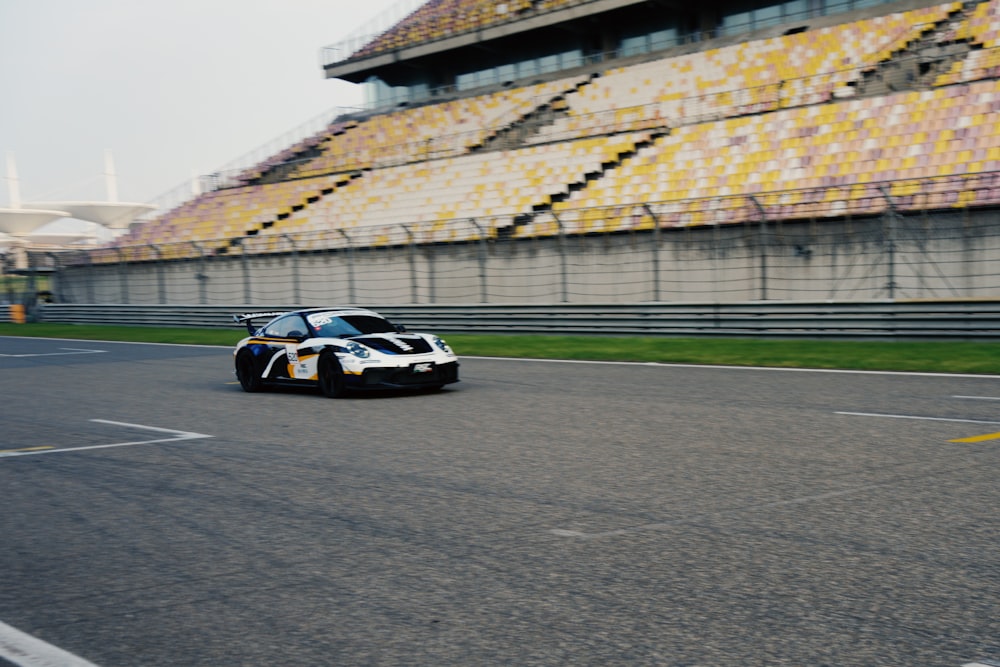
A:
[6,152,20,208]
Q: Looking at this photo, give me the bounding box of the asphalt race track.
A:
[1,336,998,667]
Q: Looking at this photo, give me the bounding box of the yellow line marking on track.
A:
[0,446,55,454]
[950,431,1000,443]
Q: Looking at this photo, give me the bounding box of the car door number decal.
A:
[286,344,299,364]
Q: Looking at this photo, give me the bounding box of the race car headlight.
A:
[432,336,453,354]
[344,341,371,358]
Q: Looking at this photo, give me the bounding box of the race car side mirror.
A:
[395,323,407,333]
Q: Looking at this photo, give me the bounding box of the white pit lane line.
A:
[0,347,107,358]
[0,619,101,667]
[835,411,1000,426]
[0,419,212,458]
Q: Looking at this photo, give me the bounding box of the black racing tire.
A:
[317,350,347,398]
[235,349,264,393]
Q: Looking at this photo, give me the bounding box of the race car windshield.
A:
[309,313,397,337]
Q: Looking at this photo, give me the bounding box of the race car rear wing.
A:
[233,311,289,333]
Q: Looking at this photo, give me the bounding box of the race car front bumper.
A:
[354,360,459,388]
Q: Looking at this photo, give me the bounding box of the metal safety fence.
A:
[9,175,998,309]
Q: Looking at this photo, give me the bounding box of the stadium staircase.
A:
[508,129,669,235]
[470,74,599,152]
[854,1,980,95]
[221,73,621,249]
[215,171,363,255]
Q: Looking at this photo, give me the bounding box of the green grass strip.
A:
[1,322,998,374]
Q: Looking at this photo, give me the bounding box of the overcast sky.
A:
[0,0,401,213]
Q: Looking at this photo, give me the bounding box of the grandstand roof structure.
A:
[322,0,955,105]
[324,0,660,82]
[19,201,156,230]
[0,208,70,237]
[0,201,154,247]
[324,0,674,84]
[1,152,155,240]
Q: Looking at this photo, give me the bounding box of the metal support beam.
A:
[749,195,767,300]
[878,185,898,299]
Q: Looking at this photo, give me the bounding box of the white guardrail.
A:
[22,300,1000,339]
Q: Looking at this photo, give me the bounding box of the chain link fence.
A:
[12,178,998,310]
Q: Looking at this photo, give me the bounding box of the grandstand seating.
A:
[266,131,651,245]
[549,78,1000,233]
[110,0,1000,257]
[284,77,588,178]
[125,179,333,256]
[530,2,963,143]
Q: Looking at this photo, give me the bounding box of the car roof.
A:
[296,307,383,318]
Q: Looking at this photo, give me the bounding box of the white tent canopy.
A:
[0,208,70,236]
[3,152,155,240]
[22,231,95,246]
[20,201,156,229]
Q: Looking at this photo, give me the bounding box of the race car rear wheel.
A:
[235,350,264,393]
[318,350,347,398]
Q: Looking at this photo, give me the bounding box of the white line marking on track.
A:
[0,420,212,458]
[466,356,1000,379]
[0,335,222,349]
[835,411,1000,425]
[0,347,106,358]
[0,619,100,667]
[953,395,1000,401]
[2,336,1000,378]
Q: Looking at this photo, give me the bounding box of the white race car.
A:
[233,307,459,397]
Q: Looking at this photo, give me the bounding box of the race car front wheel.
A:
[318,350,347,398]
[235,350,264,393]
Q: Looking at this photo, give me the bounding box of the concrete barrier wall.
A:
[41,210,1000,306]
